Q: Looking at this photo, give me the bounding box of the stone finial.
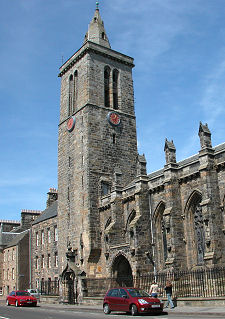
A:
[198,122,212,149]
[137,154,147,176]
[164,139,176,164]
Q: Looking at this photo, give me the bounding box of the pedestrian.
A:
[164,280,174,308]
[149,280,159,298]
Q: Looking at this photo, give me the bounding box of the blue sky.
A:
[1,0,225,220]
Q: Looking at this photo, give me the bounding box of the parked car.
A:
[103,287,163,316]
[6,290,37,307]
[27,288,40,301]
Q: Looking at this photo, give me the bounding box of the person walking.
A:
[164,280,174,308]
[149,280,159,298]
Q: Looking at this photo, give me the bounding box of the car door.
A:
[117,289,130,311]
[9,291,16,305]
[107,289,120,311]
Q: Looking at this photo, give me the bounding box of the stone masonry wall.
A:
[32,218,58,289]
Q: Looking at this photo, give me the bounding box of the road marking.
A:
[0,316,10,319]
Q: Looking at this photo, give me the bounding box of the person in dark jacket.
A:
[164,280,174,308]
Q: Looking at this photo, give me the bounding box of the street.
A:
[0,305,224,319]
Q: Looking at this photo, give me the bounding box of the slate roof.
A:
[147,143,225,180]
[5,230,29,248]
[0,232,17,247]
[32,200,58,225]
[214,142,225,153]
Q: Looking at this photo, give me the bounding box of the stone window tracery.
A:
[154,203,168,270]
[193,203,205,264]
[185,192,205,268]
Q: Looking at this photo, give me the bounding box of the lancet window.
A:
[113,69,119,109]
[104,67,110,107]
[73,70,78,112]
[68,74,73,116]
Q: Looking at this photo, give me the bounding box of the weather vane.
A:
[96,1,99,10]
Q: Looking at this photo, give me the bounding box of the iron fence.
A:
[40,280,59,296]
[83,267,225,298]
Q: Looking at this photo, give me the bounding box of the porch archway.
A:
[111,254,133,287]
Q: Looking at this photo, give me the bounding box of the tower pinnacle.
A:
[84,3,111,48]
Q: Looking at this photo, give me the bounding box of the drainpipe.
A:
[148,192,156,278]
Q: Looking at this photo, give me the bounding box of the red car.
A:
[103,287,163,316]
[6,290,37,307]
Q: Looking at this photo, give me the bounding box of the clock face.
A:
[107,112,120,126]
[67,116,76,132]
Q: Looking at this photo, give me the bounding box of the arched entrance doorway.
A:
[61,265,76,304]
[112,255,133,287]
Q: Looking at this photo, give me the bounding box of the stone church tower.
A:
[57,4,138,277]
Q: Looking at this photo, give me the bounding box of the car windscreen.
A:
[16,291,30,296]
[127,289,150,297]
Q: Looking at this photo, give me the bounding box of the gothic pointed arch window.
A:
[154,202,167,270]
[68,74,73,116]
[113,69,119,109]
[73,70,78,113]
[185,191,205,267]
[104,66,110,107]
[105,217,112,230]
[125,210,136,232]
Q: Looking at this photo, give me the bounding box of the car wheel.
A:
[131,304,138,316]
[103,303,111,314]
[15,300,19,307]
[6,300,10,306]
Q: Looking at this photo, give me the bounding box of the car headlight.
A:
[138,299,148,305]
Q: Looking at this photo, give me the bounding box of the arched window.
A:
[113,69,119,109]
[73,70,78,113]
[105,217,112,229]
[104,66,110,107]
[126,210,136,230]
[101,181,110,196]
[68,74,73,116]
[154,202,167,270]
[102,32,105,39]
[185,191,204,267]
